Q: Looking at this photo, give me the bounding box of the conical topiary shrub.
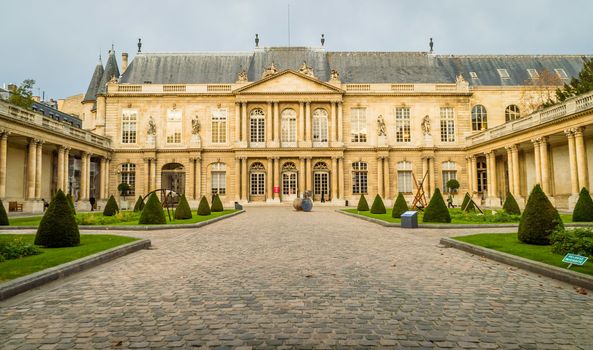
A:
[175,194,193,220]
[423,188,451,223]
[103,195,119,216]
[518,184,563,245]
[502,192,521,215]
[34,189,79,247]
[66,193,76,215]
[572,187,593,222]
[357,194,369,211]
[0,199,9,226]
[460,192,471,211]
[392,192,408,218]
[133,195,145,212]
[370,194,386,214]
[198,196,211,216]
[211,194,224,212]
[138,192,166,224]
[463,198,478,213]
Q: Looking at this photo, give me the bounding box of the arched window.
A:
[120,163,136,196]
[281,109,297,143]
[352,161,368,194]
[312,109,328,143]
[397,161,413,193]
[249,162,265,196]
[250,108,265,143]
[505,105,520,122]
[211,162,226,195]
[442,161,457,192]
[471,105,488,131]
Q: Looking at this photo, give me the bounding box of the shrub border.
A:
[440,237,593,290]
[0,238,151,301]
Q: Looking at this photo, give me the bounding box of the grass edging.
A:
[0,239,151,301]
[440,237,593,290]
[6,209,245,231]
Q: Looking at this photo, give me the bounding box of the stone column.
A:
[377,157,384,198]
[511,145,521,197]
[241,102,247,144]
[267,102,273,144]
[565,129,579,196]
[152,157,158,191]
[241,157,248,201]
[35,141,43,199]
[575,127,589,190]
[0,133,8,198]
[305,157,312,191]
[471,156,477,196]
[338,157,345,199]
[57,147,65,193]
[235,102,241,143]
[27,139,37,199]
[384,156,391,200]
[331,157,338,201]
[465,157,472,194]
[63,148,70,193]
[273,102,280,144]
[486,151,499,206]
[506,146,514,196]
[195,157,201,200]
[266,157,273,201]
[235,157,241,201]
[299,157,305,196]
[273,157,280,201]
[143,158,150,195]
[337,102,343,143]
[299,102,305,143]
[100,157,107,199]
[428,157,435,197]
[80,152,89,200]
[539,136,551,194]
[532,139,541,185]
[305,102,311,142]
[330,102,336,143]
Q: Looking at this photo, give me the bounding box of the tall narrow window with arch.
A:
[312,109,328,143]
[351,161,368,194]
[249,108,265,144]
[397,161,413,193]
[121,109,137,143]
[441,161,457,192]
[120,163,136,196]
[211,162,226,195]
[281,109,297,144]
[249,162,265,196]
[505,105,521,122]
[471,105,488,131]
[395,107,411,142]
[211,109,227,144]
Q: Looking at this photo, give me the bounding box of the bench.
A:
[9,201,23,212]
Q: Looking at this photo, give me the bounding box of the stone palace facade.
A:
[1,46,592,212]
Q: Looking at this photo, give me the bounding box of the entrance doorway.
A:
[281,162,298,201]
[313,161,330,201]
[161,163,185,195]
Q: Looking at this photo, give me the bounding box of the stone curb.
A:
[0,239,151,301]
[337,210,592,229]
[440,237,593,290]
[7,210,245,231]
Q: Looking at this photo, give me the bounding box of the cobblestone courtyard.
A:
[1,207,593,349]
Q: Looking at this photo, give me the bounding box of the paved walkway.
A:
[1,207,592,349]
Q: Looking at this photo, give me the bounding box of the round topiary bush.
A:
[103,195,119,216]
[446,179,460,195]
[211,194,224,212]
[133,196,145,212]
[460,192,471,211]
[572,187,593,222]
[357,194,369,211]
[175,194,193,220]
[370,194,386,214]
[502,192,521,215]
[392,192,408,218]
[518,184,563,245]
[423,188,451,223]
[34,189,80,247]
[138,192,166,225]
[197,196,211,216]
[0,199,8,226]
[66,193,76,215]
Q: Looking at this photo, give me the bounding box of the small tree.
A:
[211,194,224,212]
[502,192,521,215]
[118,183,131,201]
[138,192,166,224]
[34,189,80,247]
[175,194,193,220]
[556,57,593,103]
[357,194,369,211]
[391,193,408,218]
[197,196,211,216]
[103,195,119,216]
[0,199,9,226]
[8,79,35,109]
[460,192,471,211]
[423,188,451,223]
[133,196,145,212]
[518,184,563,245]
[66,193,76,215]
[370,194,386,214]
[446,179,460,198]
[573,187,593,222]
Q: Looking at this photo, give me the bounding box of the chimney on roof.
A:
[122,52,128,73]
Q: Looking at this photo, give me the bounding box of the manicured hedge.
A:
[174,194,193,220]
[35,189,80,247]
[551,227,593,257]
[392,193,408,218]
[357,194,369,211]
[518,184,563,245]
[460,193,471,211]
[502,192,521,215]
[66,193,76,215]
[370,194,386,214]
[103,195,119,216]
[0,199,8,226]
[138,192,166,224]
[211,194,224,212]
[133,196,145,212]
[198,196,211,216]
[423,188,451,223]
[573,187,593,222]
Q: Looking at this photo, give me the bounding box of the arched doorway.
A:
[161,163,185,195]
[249,162,266,202]
[281,161,298,201]
[313,161,330,201]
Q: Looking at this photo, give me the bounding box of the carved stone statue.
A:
[421,115,431,135]
[147,117,156,135]
[456,74,466,84]
[330,69,340,81]
[299,61,314,77]
[237,69,247,82]
[191,117,201,135]
[262,62,278,78]
[377,115,387,136]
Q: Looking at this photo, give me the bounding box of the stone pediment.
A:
[234,70,343,95]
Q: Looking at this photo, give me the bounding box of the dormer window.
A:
[497,69,510,79]
[469,71,478,79]
[555,68,568,79]
[527,69,539,79]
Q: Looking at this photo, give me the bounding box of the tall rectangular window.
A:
[211,108,227,144]
[121,109,137,144]
[440,107,455,142]
[250,173,265,195]
[351,162,368,194]
[211,163,226,195]
[350,108,367,143]
[395,107,411,142]
[120,163,136,196]
[166,109,182,144]
[397,161,413,193]
[442,161,457,193]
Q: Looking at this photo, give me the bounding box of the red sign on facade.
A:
[273,186,280,193]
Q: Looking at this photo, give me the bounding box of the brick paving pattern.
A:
[1,207,593,349]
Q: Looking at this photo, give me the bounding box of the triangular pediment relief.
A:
[234,70,343,94]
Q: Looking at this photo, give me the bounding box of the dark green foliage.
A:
[102,195,119,216]
[0,237,41,260]
[66,193,76,215]
[392,193,408,218]
[370,194,386,214]
[8,79,35,109]
[211,194,224,212]
[551,227,593,258]
[133,196,145,212]
[502,192,521,215]
[357,194,369,211]
[0,199,8,226]
[174,194,193,220]
[518,184,563,245]
[34,189,80,247]
[118,183,131,198]
[572,188,593,222]
[446,179,460,193]
[423,188,451,223]
[138,192,166,224]
[556,57,593,103]
[197,196,211,216]
[463,199,478,213]
[460,193,470,211]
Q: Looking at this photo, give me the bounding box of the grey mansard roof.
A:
[114,47,589,86]
[83,61,104,102]
[97,50,120,95]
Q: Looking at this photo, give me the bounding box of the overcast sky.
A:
[2,0,592,99]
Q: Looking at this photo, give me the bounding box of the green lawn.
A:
[9,210,237,227]
[0,234,138,282]
[454,233,593,277]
